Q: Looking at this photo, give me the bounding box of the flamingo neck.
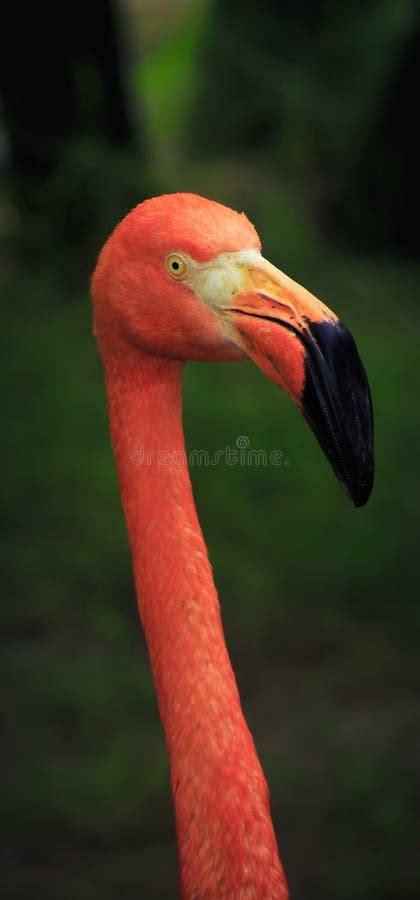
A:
[103,349,287,899]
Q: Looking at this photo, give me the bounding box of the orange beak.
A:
[228,258,374,507]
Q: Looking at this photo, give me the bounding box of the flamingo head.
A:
[92,193,374,506]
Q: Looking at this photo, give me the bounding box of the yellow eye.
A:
[166,253,188,279]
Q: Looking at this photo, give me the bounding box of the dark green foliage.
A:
[191,0,419,257]
[1,2,419,898]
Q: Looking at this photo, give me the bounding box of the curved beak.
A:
[227,256,374,506]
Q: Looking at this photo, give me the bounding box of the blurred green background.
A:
[1,1,419,898]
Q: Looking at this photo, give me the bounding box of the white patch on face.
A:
[182,248,263,310]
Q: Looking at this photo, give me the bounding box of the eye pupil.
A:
[166,254,187,278]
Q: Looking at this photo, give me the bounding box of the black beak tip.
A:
[352,492,370,509]
[342,467,374,508]
[302,319,374,508]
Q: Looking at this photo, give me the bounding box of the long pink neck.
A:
[103,350,288,899]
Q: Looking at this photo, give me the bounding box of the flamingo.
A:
[91,193,373,899]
